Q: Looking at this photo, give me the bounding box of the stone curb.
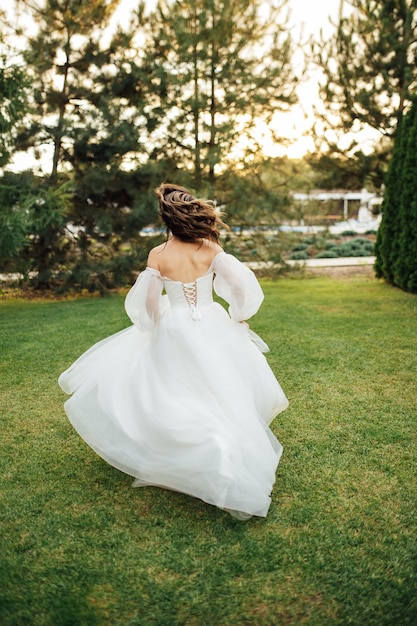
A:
[246,256,375,270]
[287,256,375,268]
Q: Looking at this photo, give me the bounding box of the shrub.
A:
[331,240,374,257]
[312,237,329,250]
[302,233,331,246]
[352,237,373,246]
[363,243,375,254]
[303,236,316,244]
[290,251,309,260]
[375,95,417,292]
[331,244,354,257]
[291,243,309,252]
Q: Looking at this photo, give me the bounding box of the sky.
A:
[286,0,340,36]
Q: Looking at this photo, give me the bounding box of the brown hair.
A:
[154,183,227,243]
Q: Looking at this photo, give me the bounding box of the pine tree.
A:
[315,0,417,147]
[392,97,417,291]
[140,0,297,190]
[375,96,417,292]
[0,6,30,167]
[0,60,29,167]
[15,0,119,178]
[7,0,169,289]
[2,0,299,289]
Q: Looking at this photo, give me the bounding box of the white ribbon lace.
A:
[182,282,201,321]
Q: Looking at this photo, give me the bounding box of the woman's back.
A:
[148,238,222,283]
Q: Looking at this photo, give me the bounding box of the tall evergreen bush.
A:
[375,97,417,293]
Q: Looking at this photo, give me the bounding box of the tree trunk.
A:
[51,36,70,179]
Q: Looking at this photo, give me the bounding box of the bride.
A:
[59,183,288,520]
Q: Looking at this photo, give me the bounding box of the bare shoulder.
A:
[202,239,223,258]
[147,243,166,269]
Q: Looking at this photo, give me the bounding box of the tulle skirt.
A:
[59,302,288,517]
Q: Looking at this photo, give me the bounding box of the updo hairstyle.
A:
[154,183,227,243]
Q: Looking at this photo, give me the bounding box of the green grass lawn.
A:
[1,274,416,626]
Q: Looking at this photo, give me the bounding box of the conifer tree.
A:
[0,6,30,167]
[0,60,28,167]
[7,0,168,289]
[15,0,119,178]
[315,0,417,148]
[375,97,417,293]
[140,0,297,190]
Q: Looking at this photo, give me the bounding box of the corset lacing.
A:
[182,281,201,321]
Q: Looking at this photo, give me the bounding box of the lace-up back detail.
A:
[182,281,197,308]
[180,281,200,320]
[163,272,214,320]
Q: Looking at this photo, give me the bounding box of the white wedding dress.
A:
[59,251,288,518]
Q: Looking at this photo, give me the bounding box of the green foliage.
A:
[58,234,165,294]
[315,250,338,259]
[0,175,31,263]
[222,231,286,268]
[0,167,168,292]
[315,0,417,143]
[0,57,29,166]
[282,233,375,261]
[17,0,122,177]
[292,243,309,252]
[1,276,416,624]
[289,250,309,260]
[65,162,169,290]
[216,163,294,229]
[332,239,374,258]
[303,235,317,245]
[141,0,297,185]
[0,1,300,292]
[310,0,416,188]
[375,96,417,292]
[306,146,389,191]
[310,237,329,251]
[0,171,71,284]
[4,1,176,290]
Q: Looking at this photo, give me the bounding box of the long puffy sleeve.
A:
[213,252,264,321]
[125,267,169,332]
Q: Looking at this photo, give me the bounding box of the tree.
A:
[218,163,292,227]
[0,172,33,266]
[1,0,300,290]
[375,96,417,293]
[0,59,29,167]
[5,0,171,289]
[305,142,390,191]
[0,171,70,286]
[139,0,297,190]
[314,0,417,149]
[0,5,30,169]
[14,0,119,178]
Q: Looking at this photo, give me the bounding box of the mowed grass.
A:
[1,274,416,626]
